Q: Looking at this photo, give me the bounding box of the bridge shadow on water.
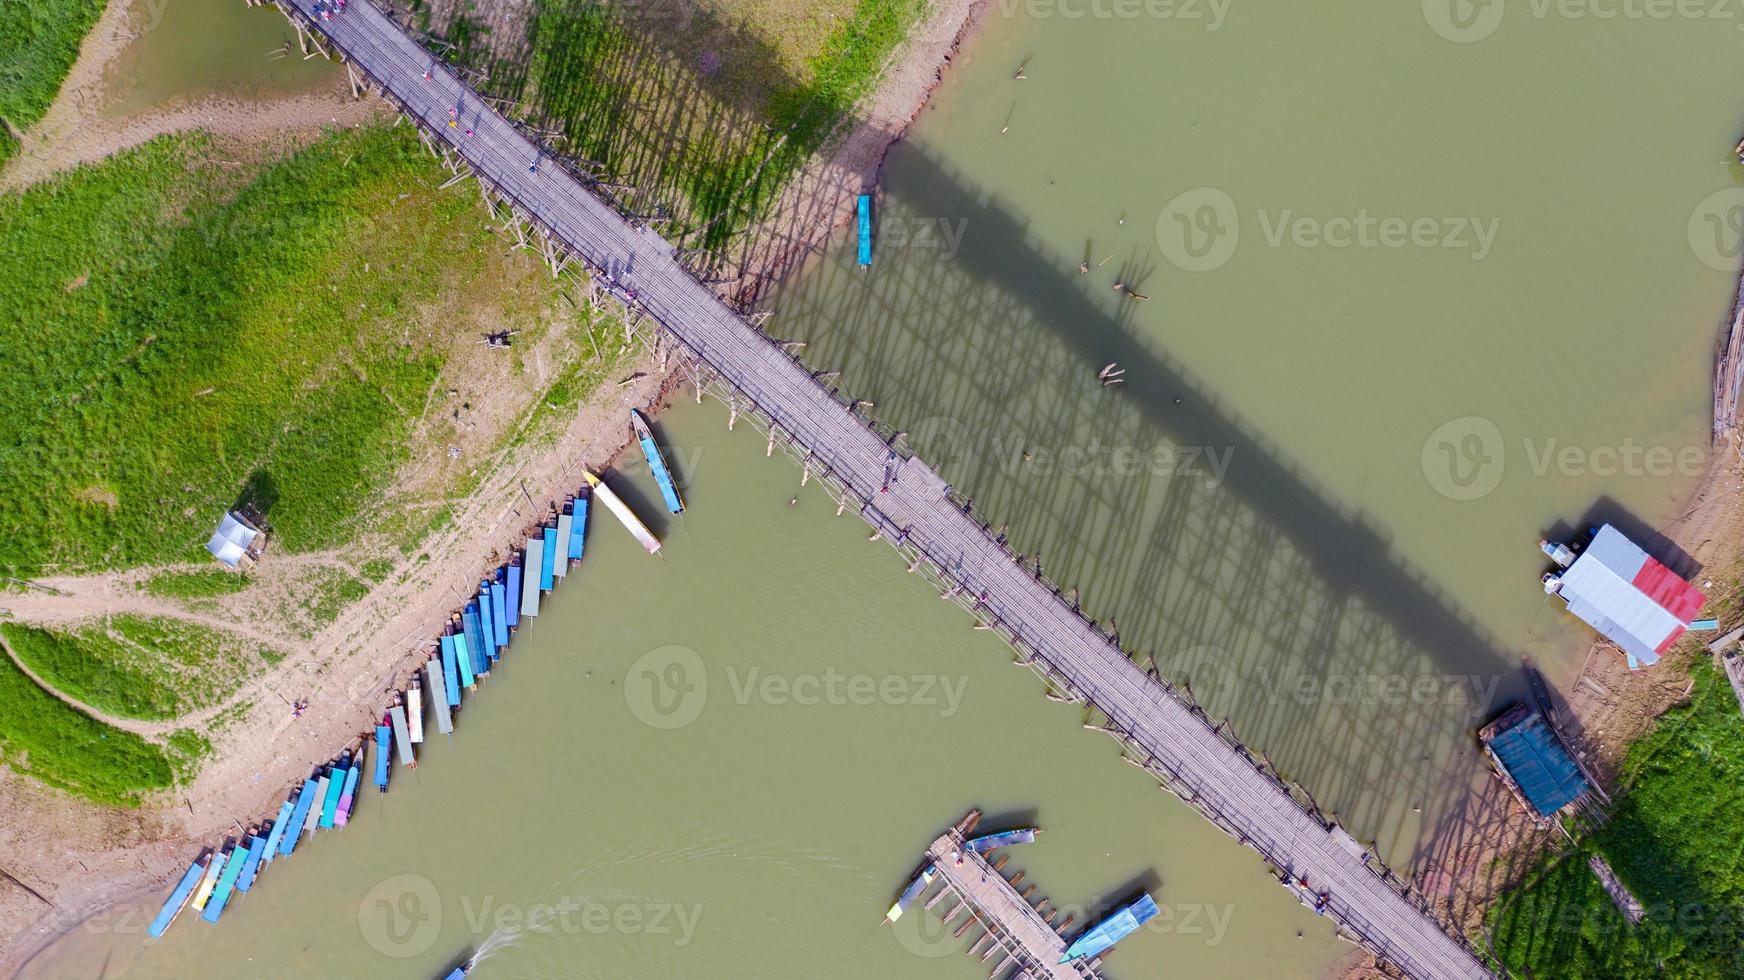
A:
[765,147,1534,877]
[415,0,1575,890]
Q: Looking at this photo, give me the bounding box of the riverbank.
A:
[1421,439,1744,947]
[0,0,1001,973]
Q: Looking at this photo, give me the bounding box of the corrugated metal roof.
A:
[1488,710,1588,817]
[1555,525,1703,668]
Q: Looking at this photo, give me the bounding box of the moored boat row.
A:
[146,411,686,941]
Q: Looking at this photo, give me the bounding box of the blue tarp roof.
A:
[1489,711,1588,817]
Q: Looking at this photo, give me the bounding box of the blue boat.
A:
[148,853,210,938]
[505,560,523,628]
[440,634,462,705]
[541,525,559,589]
[476,585,497,661]
[490,574,509,646]
[632,411,685,515]
[569,491,589,561]
[1060,893,1159,962]
[337,762,362,824]
[462,604,487,677]
[235,828,270,893]
[259,795,294,867]
[966,828,1038,852]
[374,722,391,791]
[280,778,318,856]
[201,839,251,923]
[856,193,873,267]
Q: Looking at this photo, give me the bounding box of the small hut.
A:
[206,511,266,570]
[1540,523,1707,670]
[1480,703,1590,821]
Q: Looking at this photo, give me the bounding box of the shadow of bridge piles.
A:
[765,149,1534,867]
[392,0,1536,872]
[413,0,806,258]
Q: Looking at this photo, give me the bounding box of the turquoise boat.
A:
[632,411,684,515]
[200,838,251,923]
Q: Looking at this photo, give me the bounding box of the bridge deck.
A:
[305,5,1492,977]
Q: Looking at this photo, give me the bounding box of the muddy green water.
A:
[23,5,1744,979]
[19,400,1344,979]
[103,0,337,117]
[771,4,1744,871]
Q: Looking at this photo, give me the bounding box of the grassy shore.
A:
[0,652,173,807]
[436,0,927,252]
[0,0,108,162]
[0,125,573,574]
[1489,657,1744,978]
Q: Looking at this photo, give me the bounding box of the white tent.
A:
[206,512,262,568]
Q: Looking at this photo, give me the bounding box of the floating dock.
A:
[584,470,661,554]
[632,410,685,515]
[901,811,1100,980]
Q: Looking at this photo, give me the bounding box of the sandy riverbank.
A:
[0,0,998,973]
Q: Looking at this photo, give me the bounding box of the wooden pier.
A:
[290,5,1494,977]
[911,812,1099,980]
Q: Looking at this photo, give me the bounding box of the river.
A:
[20,3,1744,978]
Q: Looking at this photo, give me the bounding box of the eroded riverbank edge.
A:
[0,0,998,973]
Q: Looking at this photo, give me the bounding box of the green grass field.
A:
[0,652,173,807]
[1489,658,1744,978]
[440,0,926,252]
[0,0,107,162]
[1,616,262,720]
[141,567,254,599]
[0,126,549,574]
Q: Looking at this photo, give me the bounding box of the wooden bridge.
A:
[291,3,1495,977]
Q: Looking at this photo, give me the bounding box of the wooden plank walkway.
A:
[300,5,1494,977]
[922,819,1094,980]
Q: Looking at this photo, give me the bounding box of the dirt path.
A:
[0,636,168,737]
[0,0,379,194]
[0,0,999,972]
